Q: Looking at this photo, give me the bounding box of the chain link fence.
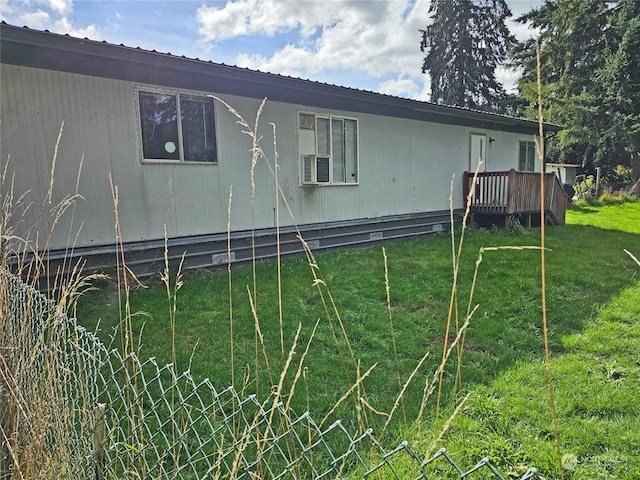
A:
[1,269,542,479]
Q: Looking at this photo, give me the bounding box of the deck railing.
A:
[463,169,568,225]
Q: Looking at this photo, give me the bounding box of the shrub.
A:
[573,174,596,199]
[598,188,636,205]
[609,164,634,191]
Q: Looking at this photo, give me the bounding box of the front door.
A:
[469,134,486,173]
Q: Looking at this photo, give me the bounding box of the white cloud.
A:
[15,10,99,39]
[197,0,251,40]
[0,0,13,17]
[53,16,99,38]
[509,19,539,43]
[378,76,420,98]
[5,0,99,39]
[204,0,431,97]
[236,45,318,76]
[497,65,524,95]
[43,0,72,16]
[17,9,50,29]
[198,0,543,99]
[197,0,346,41]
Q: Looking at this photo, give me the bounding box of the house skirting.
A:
[16,210,458,287]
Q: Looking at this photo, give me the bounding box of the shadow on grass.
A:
[567,203,599,214]
[75,222,640,437]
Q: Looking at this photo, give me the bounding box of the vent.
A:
[303,155,314,183]
[212,252,235,265]
[369,232,383,241]
[306,240,320,249]
[432,224,444,232]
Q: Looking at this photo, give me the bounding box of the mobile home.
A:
[0,23,562,276]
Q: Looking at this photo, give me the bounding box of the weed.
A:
[509,216,525,235]
[5,94,640,479]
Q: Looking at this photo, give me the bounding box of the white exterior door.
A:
[469,134,486,173]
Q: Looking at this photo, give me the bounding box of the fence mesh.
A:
[0,269,542,479]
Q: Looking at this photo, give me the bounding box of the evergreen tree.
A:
[420,0,515,112]
[595,0,640,183]
[513,0,611,167]
[514,0,640,183]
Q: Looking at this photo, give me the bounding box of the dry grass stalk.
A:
[0,125,111,479]
[382,350,430,434]
[436,164,482,429]
[418,312,474,423]
[285,318,320,413]
[271,122,285,358]
[536,38,565,480]
[382,246,406,425]
[227,185,235,390]
[624,249,640,267]
[247,284,275,387]
[320,362,378,428]
[425,392,471,459]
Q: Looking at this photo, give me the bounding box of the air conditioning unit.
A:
[301,155,330,185]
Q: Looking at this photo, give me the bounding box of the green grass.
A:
[76,200,640,477]
[417,275,640,479]
[567,198,640,234]
[396,200,640,479]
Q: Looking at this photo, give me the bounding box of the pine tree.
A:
[420,0,514,112]
[595,0,640,183]
[514,0,640,182]
[513,0,611,165]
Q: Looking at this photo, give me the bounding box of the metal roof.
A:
[0,22,562,135]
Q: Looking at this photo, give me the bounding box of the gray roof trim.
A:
[0,23,562,134]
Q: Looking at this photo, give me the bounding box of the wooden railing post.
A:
[506,169,516,214]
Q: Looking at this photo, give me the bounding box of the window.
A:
[518,141,536,171]
[138,89,217,163]
[299,113,358,185]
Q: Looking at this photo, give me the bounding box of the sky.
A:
[0,0,543,101]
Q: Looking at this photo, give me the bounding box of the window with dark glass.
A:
[518,141,536,171]
[138,90,217,163]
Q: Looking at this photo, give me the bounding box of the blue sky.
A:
[0,0,543,100]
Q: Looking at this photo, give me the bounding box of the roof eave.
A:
[0,23,562,134]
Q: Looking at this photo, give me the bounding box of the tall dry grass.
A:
[199,96,552,476]
[0,125,105,480]
[0,77,565,478]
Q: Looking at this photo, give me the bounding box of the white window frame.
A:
[298,112,359,186]
[136,86,218,164]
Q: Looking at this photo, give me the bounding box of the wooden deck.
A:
[463,169,568,226]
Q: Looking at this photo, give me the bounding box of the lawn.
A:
[76,200,640,478]
[414,261,640,479]
[566,199,640,234]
